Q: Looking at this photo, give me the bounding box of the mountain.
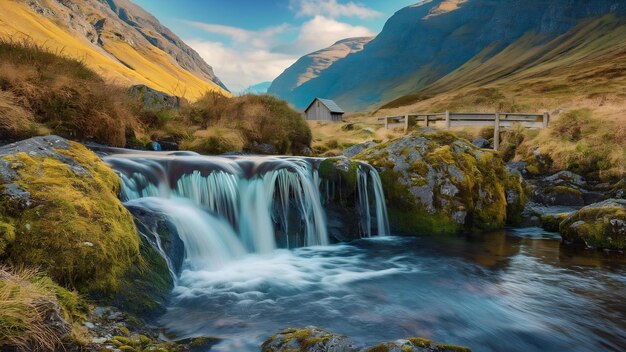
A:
[272,0,626,111]
[241,82,272,95]
[0,0,229,99]
[268,37,372,99]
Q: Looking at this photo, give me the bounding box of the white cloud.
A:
[290,0,381,19]
[185,15,373,91]
[187,39,298,92]
[186,21,290,49]
[286,16,373,54]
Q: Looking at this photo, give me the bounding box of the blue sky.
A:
[133,0,418,91]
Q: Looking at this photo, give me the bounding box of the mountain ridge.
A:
[0,0,229,99]
[270,0,626,111]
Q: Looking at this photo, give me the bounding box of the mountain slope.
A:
[275,0,626,111]
[268,37,372,99]
[0,0,229,99]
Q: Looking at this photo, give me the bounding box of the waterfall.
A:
[105,152,389,272]
[356,163,390,237]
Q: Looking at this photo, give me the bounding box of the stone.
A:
[261,327,357,352]
[560,199,626,250]
[130,84,180,110]
[472,137,491,149]
[248,141,279,155]
[343,141,377,158]
[357,131,527,235]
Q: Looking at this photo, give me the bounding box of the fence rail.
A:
[378,111,549,150]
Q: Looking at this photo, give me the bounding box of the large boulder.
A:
[0,136,172,315]
[0,136,140,293]
[560,199,626,250]
[355,132,526,235]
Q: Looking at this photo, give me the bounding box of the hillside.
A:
[0,0,229,99]
[272,0,626,112]
[268,37,372,99]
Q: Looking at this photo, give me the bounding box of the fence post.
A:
[384,116,389,129]
[445,111,451,129]
[494,112,501,151]
[404,114,409,132]
[543,112,550,128]
[425,115,429,127]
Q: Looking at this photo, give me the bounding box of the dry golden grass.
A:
[0,39,147,146]
[176,93,312,154]
[0,267,72,351]
[0,0,228,100]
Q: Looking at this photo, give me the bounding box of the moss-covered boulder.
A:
[530,171,587,206]
[355,132,526,235]
[559,199,626,250]
[261,327,472,352]
[0,136,172,312]
[262,327,357,352]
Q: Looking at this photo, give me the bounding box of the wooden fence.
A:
[378,111,549,150]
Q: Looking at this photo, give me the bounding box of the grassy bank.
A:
[0,39,311,154]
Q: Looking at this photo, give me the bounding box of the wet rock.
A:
[261,327,357,352]
[261,327,472,352]
[343,141,377,158]
[560,199,626,250]
[472,137,491,149]
[126,205,185,275]
[247,141,279,155]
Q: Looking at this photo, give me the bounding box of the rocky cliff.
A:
[272,0,626,111]
[0,0,229,99]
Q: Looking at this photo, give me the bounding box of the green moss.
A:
[0,143,140,294]
[435,343,472,352]
[408,337,432,348]
[365,344,391,352]
[0,219,16,256]
[410,161,429,176]
[118,325,131,336]
[560,204,626,249]
[541,213,569,232]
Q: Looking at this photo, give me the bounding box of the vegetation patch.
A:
[0,141,140,294]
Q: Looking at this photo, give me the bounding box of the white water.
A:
[105,152,389,273]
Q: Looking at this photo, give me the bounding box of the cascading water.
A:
[105,151,390,273]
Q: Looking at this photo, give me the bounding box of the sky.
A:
[133,0,418,92]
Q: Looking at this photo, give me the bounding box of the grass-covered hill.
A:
[0,39,311,154]
[0,0,229,100]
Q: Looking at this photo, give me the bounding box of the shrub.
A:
[0,39,141,146]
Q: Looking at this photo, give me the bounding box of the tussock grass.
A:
[0,266,84,351]
[0,39,142,146]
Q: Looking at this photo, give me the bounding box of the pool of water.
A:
[160,228,626,351]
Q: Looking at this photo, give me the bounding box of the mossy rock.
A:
[0,136,172,314]
[540,213,569,232]
[560,199,626,250]
[261,326,356,352]
[356,131,524,235]
[0,136,139,293]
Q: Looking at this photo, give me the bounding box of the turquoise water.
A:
[160,229,626,351]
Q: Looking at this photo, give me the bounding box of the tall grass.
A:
[0,267,80,351]
[0,39,141,146]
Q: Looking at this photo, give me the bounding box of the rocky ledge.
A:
[262,327,471,352]
[352,131,526,235]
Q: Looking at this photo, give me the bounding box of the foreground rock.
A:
[262,327,471,352]
[355,132,526,235]
[0,136,173,311]
[560,199,626,250]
